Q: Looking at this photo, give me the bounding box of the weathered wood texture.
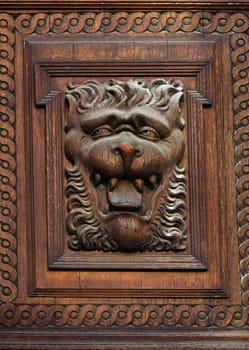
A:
[0,2,249,349]
[1,329,249,350]
[1,0,249,10]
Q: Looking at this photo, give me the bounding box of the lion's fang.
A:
[134,179,144,193]
[109,178,118,191]
[149,175,157,186]
[94,173,102,185]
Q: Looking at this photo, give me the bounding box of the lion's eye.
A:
[91,125,113,138]
[138,127,160,141]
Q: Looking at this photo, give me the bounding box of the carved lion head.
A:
[65,79,186,252]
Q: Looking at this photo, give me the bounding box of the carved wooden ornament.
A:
[65,79,186,252]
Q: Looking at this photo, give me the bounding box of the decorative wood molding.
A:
[32,51,212,272]
[0,303,249,327]
[13,12,249,34]
[0,8,249,338]
[231,33,249,307]
[2,1,249,11]
[0,13,17,304]
[1,329,249,350]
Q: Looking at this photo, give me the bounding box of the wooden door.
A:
[0,1,249,349]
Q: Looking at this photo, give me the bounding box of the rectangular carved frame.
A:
[33,41,213,272]
[0,2,249,348]
[20,35,235,301]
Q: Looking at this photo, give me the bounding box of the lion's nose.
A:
[112,141,142,170]
[112,141,142,157]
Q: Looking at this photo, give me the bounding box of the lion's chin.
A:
[104,215,149,252]
[90,175,167,251]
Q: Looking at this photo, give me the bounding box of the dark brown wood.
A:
[1,328,249,349]
[0,3,249,349]
[65,78,186,253]
[1,0,249,11]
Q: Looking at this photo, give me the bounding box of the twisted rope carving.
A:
[0,13,17,303]
[14,12,249,35]
[231,34,249,306]
[0,303,248,327]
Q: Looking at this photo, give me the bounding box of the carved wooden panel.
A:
[65,78,186,253]
[0,3,249,349]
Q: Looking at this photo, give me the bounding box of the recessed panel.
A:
[18,36,239,300]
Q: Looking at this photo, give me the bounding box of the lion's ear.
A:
[65,128,82,164]
[167,90,185,130]
[178,93,185,130]
[65,92,81,131]
[179,93,184,110]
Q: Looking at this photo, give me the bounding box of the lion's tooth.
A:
[134,179,144,193]
[94,173,102,185]
[149,175,157,186]
[109,178,118,191]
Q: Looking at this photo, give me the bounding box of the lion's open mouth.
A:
[91,172,161,218]
[108,180,142,211]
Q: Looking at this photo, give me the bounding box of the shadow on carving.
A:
[65,79,186,252]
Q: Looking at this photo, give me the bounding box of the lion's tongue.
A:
[108,180,142,210]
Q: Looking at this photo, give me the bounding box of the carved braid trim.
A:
[0,303,249,328]
[0,14,17,303]
[14,12,249,35]
[231,34,249,306]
